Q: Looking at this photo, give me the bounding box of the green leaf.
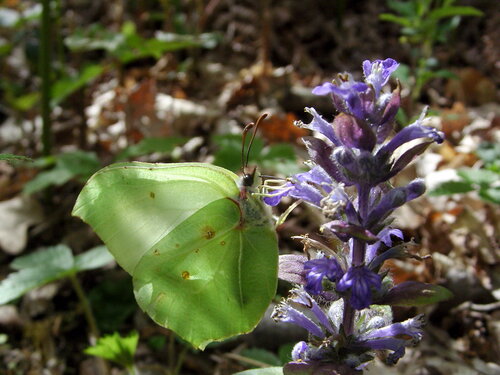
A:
[23,151,101,194]
[10,245,74,270]
[479,187,500,205]
[0,154,32,163]
[0,245,75,305]
[23,168,74,194]
[56,151,101,178]
[476,142,500,166]
[240,348,282,366]
[51,64,104,107]
[429,6,483,20]
[377,281,453,306]
[84,331,138,368]
[10,92,39,111]
[74,246,114,271]
[387,0,417,16]
[235,368,283,375]
[64,24,124,53]
[115,137,187,160]
[378,13,412,27]
[428,180,474,196]
[457,168,499,186]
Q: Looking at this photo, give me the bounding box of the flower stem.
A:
[342,300,355,336]
[343,184,371,336]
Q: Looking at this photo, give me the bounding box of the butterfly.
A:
[73,118,278,349]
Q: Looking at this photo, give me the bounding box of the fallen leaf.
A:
[0,195,44,255]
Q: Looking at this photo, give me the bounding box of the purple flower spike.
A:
[304,257,344,295]
[362,58,399,97]
[337,266,382,310]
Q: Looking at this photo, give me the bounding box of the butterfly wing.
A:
[73,162,278,348]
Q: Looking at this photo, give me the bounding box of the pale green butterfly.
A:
[72,120,278,349]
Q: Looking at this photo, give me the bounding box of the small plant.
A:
[85,331,139,375]
[380,0,483,113]
[429,142,500,204]
[0,245,113,340]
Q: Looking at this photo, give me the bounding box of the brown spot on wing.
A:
[149,191,155,199]
[181,271,190,279]
[153,249,160,255]
[220,241,226,246]
[201,225,216,240]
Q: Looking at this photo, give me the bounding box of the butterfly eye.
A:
[242,173,254,187]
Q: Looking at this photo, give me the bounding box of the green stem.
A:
[40,0,52,156]
[68,273,100,342]
[173,345,187,375]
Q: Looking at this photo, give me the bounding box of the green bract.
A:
[73,162,278,349]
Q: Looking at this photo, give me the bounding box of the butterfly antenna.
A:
[245,113,268,168]
[241,122,255,172]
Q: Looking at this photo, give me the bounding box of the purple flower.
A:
[365,179,426,228]
[291,341,309,361]
[366,227,403,263]
[272,301,325,338]
[337,266,382,310]
[312,59,400,146]
[304,257,344,294]
[362,58,399,97]
[302,137,354,185]
[291,289,335,334]
[357,314,425,364]
[299,107,341,146]
[375,109,445,181]
[312,76,369,120]
[263,167,333,207]
[272,288,336,338]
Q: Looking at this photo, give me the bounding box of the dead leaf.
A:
[260,112,308,143]
[0,195,44,254]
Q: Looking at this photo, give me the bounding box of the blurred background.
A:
[0,1,498,374]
